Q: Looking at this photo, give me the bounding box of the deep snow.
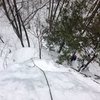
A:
[0,48,100,100]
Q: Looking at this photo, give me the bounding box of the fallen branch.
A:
[31,59,53,100]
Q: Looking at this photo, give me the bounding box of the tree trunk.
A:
[2,0,25,47]
[19,37,24,47]
[39,44,42,59]
[27,1,30,29]
[58,39,65,53]
[78,54,97,71]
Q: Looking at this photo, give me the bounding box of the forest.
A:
[1,0,99,71]
[0,0,100,100]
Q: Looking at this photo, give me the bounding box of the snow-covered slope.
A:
[0,48,100,100]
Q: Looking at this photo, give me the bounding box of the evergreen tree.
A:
[45,0,100,70]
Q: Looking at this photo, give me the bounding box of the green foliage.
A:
[57,48,72,64]
[45,0,100,67]
[45,0,86,61]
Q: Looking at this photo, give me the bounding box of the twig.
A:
[3,50,10,69]
[0,41,7,56]
[0,37,4,43]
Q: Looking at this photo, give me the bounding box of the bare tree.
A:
[23,1,49,27]
[34,14,44,59]
[2,0,30,47]
[48,0,66,32]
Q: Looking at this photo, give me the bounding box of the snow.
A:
[0,65,51,100]
[0,2,100,100]
[34,59,68,72]
[89,62,100,76]
[0,57,4,70]
[10,48,36,63]
[0,47,99,100]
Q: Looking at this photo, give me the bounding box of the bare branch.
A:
[24,1,49,26]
